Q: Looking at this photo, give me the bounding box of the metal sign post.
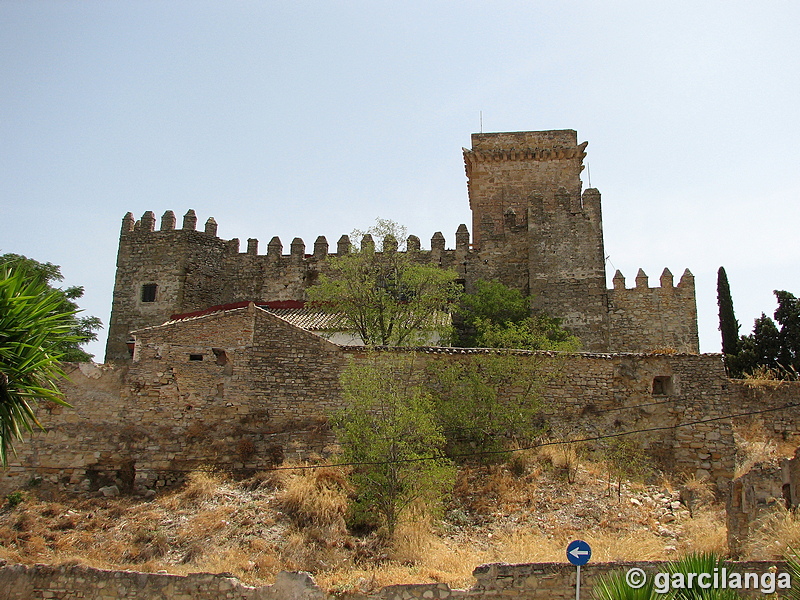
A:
[566,540,592,600]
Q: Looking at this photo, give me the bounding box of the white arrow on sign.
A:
[569,548,590,559]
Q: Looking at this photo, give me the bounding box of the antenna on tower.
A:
[587,164,592,188]
[480,111,483,133]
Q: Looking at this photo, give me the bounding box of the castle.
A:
[105,130,698,361]
[2,131,798,598]
[12,128,777,499]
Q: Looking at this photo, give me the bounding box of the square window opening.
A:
[141,283,158,303]
[652,376,672,396]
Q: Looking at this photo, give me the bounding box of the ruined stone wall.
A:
[608,268,700,353]
[729,380,800,443]
[383,349,735,486]
[0,362,130,494]
[0,562,788,600]
[3,307,344,494]
[3,339,744,496]
[0,564,325,600]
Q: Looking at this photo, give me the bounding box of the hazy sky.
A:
[1,1,798,359]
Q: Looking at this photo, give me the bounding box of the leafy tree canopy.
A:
[307,220,460,346]
[455,279,580,351]
[331,354,455,536]
[0,254,101,362]
[727,290,799,379]
[0,265,82,464]
[424,352,551,460]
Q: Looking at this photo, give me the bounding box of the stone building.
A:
[104,130,698,361]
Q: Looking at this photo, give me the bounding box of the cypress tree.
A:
[717,267,740,356]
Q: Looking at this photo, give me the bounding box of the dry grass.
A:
[741,365,797,387]
[733,421,779,477]
[744,505,800,560]
[648,347,678,355]
[275,464,349,533]
[680,508,728,555]
[679,473,716,517]
[0,460,744,592]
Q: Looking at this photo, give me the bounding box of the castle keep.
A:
[105,130,698,361]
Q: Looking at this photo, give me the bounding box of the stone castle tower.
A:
[105,130,698,361]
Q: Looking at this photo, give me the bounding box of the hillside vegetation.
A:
[4,442,780,595]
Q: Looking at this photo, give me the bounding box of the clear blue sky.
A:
[2,1,798,358]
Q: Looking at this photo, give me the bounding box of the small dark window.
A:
[189,354,203,361]
[652,376,672,395]
[141,283,157,303]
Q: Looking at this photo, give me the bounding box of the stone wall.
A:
[3,335,743,496]
[608,268,699,353]
[730,380,800,443]
[2,306,345,494]
[0,562,789,600]
[0,564,325,600]
[104,216,473,362]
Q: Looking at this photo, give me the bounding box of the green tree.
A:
[0,254,101,361]
[716,267,740,357]
[308,222,460,346]
[455,279,580,351]
[727,290,799,379]
[775,290,800,375]
[0,265,81,465]
[331,354,456,536]
[458,279,529,327]
[425,352,550,460]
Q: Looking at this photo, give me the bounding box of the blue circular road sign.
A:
[566,540,592,566]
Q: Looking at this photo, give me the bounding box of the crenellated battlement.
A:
[608,268,698,353]
[611,267,695,292]
[105,130,700,361]
[119,209,473,260]
[105,209,481,360]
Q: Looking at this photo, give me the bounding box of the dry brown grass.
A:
[537,439,584,483]
[680,507,728,555]
[0,460,744,592]
[744,505,800,560]
[679,473,716,517]
[742,365,790,387]
[733,421,779,477]
[275,464,349,533]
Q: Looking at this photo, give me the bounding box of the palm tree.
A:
[0,265,80,465]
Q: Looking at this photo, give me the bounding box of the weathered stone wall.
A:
[0,562,789,600]
[104,215,472,362]
[2,306,345,494]
[4,322,742,495]
[0,564,326,600]
[374,349,735,486]
[608,268,699,353]
[730,380,800,443]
